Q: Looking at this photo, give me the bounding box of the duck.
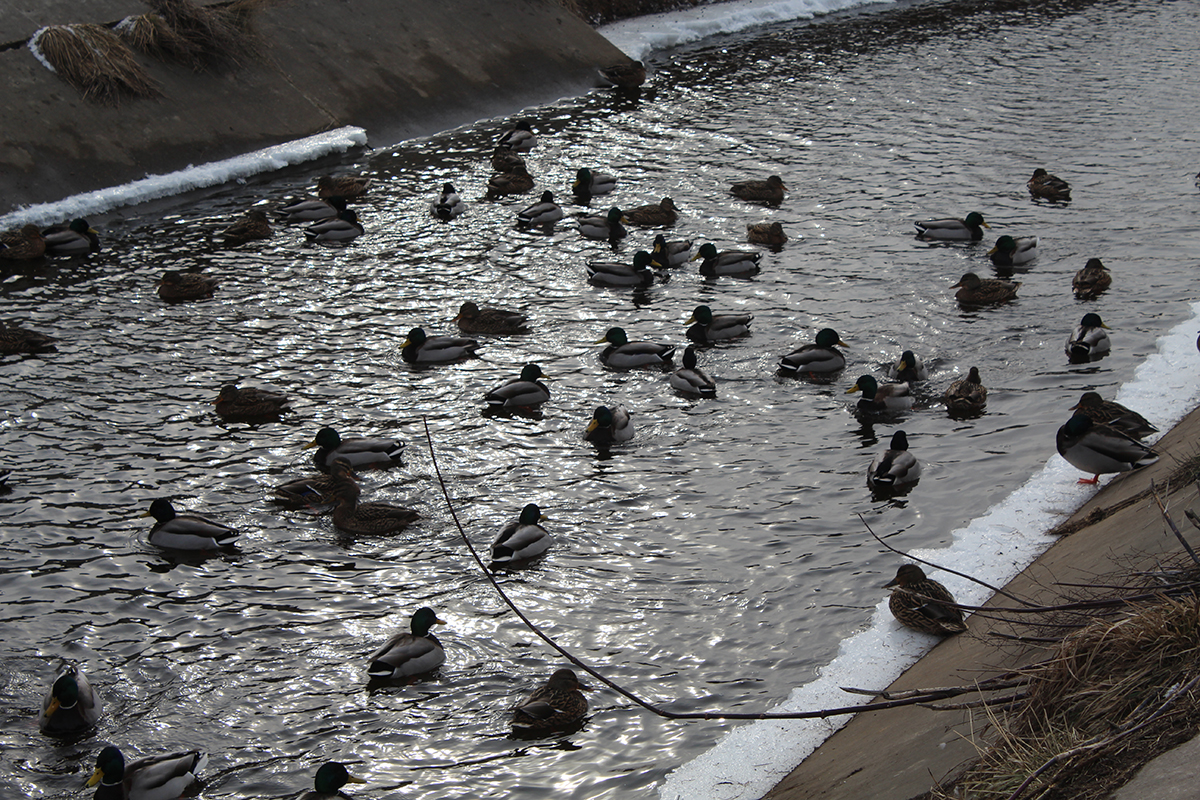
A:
[1027,167,1071,201]
[496,119,537,152]
[778,328,848,376]
[1065,312,1111,362]
[988,235,1039,267]
[220,210,272,245]
[746,221,787,245]
[950,272,1019,305]
[0,223,47,260]
[585,405,634,444]
[883,564,967,635]
[1069,391,1157,439]
[86,746,207,800]
[304,209,363,242]
[598,60,646,88]
[884,350,928,384]
[867,430,921,489]
[43,218,101,255]
[577,207,627,240]
[142,498,239,550]
[730,174,786,204]
[670,346,717,398]
[453,301,530,335]
[271,470,342,509]
[305,427,405,472]
[572,167,617,197]
[485,363,550,410]
[317,175,371,199]
[486,166,535,197]
[691,243,761,277]
[491,148,527,174]
[491,503,551,564]
[213,384,290,421]
[1072,258,1112,299]
[597,326,675,368]
[586,249,656,287]
[156,270,218,303]
[278,195,347,222]
[516,191,564,228]
[0,321,57,355]
[366,606,446,679]
[400,327,480,364]
[943,367,987,414]
[650,234,694,267]
[913,212,989,241]
[41,662,101,735]
[300,762,367,800]
[686,305,752,343]
[846,375,914,414]
[624,197,680,227]
[431,182,466,221]
[512,668,589,732]
[1056,413,1158,484]
[331,482,419,535]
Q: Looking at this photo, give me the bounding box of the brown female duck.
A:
[511,668,589,733]
[884,564,967,635]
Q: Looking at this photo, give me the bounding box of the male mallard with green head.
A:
[366,606,447,679]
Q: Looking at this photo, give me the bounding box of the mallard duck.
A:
[691,243,761,277]
[213,384,290,421]
[491,503,551,564]
[317,175,371,199]
[491,148,527,174]
[944,367,987,414]
[778,328,848,375]
[1069,391,1156,439]
[485,363,550,409]
[305,209,363,242]
[867,430,921,489]
[305,428,405,472]
[1057,413,1158,484]
[486,166,536,197]
[272,471,341,509]
[87,746,207,800]
[585,405,634,444]
[598,60,646,88]
[219,210,272,246]
[572,168,617,197]
[278,195,347,222]
[366,606,446,679]
[0,224,47,260]
[157,270,218,303]
[913,212,989,241]
[988,235,1039,267]
[686,305,752,343]
[1065,312,1110,362]
[142,498,238,550]
[597,327,675,368]
[650,234,693,267]
[0,321,57,355]
[331,482,419,535]
[747,221,787,245]
[300,762,367,800]
[624,197,680,227]
[884,350,928,384]
[1027,167,1071,201]
[454,301,530,335]
[516,190,564,228]
[730,174,786,204]
[586,249,656,287]
[670,346,716,398]
[431,182,466,221]
[846,375,914,414]
[43,218,101,255]
[496,119,537,152]
[512,668,589,732]
[1072,258,1112,299]
[950,273,1019,305]
[400,327,480,364]
[41,662,101,735]
[884,564,967,635]
[577,207,627,240]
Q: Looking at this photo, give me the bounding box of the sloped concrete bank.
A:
[0,0,629,213]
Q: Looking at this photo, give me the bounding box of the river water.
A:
[2,0,1199,798]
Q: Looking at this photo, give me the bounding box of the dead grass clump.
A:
[118,13,202,68]
[124,0,272,70]
[31,24,159,105]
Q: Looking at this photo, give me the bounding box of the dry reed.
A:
[32,24,159,105]
[121,0,274,70]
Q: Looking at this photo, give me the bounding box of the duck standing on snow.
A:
[142,498,239,550]
[1072,258,1112,299]
[1056,413,1158,484]
[596,327,675,368]
[399,327,480,364]
[670,346,717,398]
[686,305,752,343]
[1069,391,1156,439]
[1027,167,1071,201]
[779,328,848,376]
[867,430,921,489]
[884,564,967,635]
[1065,313,1110,362]
[431,182,466,220]
[846,375,914,414]
[491,503,552,565]
[913,212,989,241]
[366,606,447,680]
[484,363,550,410]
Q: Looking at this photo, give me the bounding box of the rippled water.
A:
[3,0,1199,797]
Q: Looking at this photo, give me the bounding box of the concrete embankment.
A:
[0,0,628,213]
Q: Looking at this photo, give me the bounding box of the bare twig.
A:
[1152,480,1200,567]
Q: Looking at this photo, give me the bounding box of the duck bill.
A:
[586,419,600,433]
[85,768,104,789]
[845,383,861,394]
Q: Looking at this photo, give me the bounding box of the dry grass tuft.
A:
[33,24,159,105]
[121,0,273,70]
